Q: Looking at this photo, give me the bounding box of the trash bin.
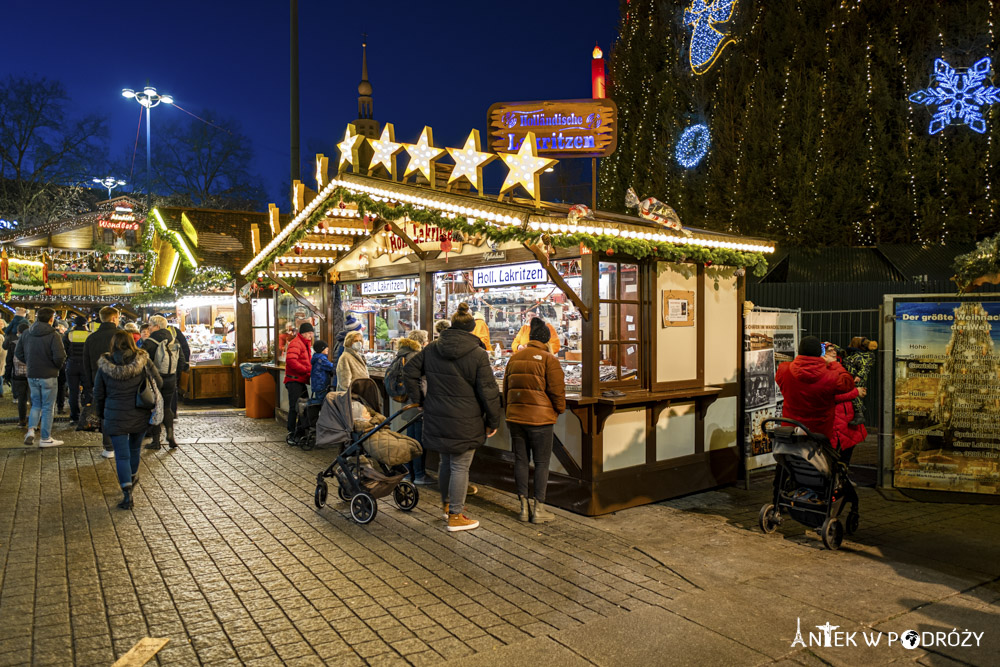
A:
[244,370,276,419]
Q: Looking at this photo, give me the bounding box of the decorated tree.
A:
[600,0,1000,246]
[933,302,1000,432]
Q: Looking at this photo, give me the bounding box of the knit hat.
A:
[344,312,363,333]
[528,317,551,344]
[313,339,328,354]
[798,335,823,357]
[74,315,87,327]
[451,302,476,332]
[299,322,314,334]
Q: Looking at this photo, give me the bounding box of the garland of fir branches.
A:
[131,266,234,305]
[138,216,200,290]
[246,187,771,277]
[953,232,1000,292]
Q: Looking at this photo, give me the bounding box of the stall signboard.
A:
[373,222,481,262]
[743,308,800,471]
[473,262,550,289]
[892,300,1000,495]
[361,278,412,296]
[487,99,618,159]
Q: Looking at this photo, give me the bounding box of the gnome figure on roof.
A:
[626,187,691,236]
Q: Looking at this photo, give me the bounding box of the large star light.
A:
[446,130,495,193]
[683,0,738,75]
[337,124,364,171]
[403,126,446,187]
[368,123,404,179]
[498,131,557,203]
[909,57,1000,135]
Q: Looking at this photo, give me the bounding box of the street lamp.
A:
[92,177,127,199]
[121,85,173,208]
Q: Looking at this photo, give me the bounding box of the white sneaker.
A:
[39,439,63,448]
[101,449,115,459]
[24,429,35,446]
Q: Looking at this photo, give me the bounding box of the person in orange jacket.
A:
[511,311,560,355]
[472,312,491,350]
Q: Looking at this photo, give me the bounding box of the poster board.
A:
[743,308,800,472]
[662,290,694,327]
[889,298,1000,495]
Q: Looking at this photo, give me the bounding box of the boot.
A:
[166,425,178,449]
[530,499,554,524]
[118,486,133,510]
[131,473,139,488]
[518,496,530,522]
[145,425,162,450]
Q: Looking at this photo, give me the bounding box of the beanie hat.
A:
[529,317,551,344]
[798,335,823,357]
[313,339,328,354]
[451,302,476,332]
[74,315,87,327]
[344,312,363,333]
[299,322,314,335]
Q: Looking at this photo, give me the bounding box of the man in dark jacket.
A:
[403,302,501,533]
[83,306,121,458]
[775,335,855,442]
[142,315,181,449]
[15,307,67,447]
[64,315,91,423]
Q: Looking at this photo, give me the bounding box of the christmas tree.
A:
[600,0,1000,246]
[933,302,1000,432]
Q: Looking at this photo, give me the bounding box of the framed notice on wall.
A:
[662,290,694,327]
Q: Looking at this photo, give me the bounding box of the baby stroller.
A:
[312,378,423,524]
[757,417,860,550]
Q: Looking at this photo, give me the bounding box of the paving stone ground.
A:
[0,410,998,666]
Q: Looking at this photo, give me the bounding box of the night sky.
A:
[4,0,621,208]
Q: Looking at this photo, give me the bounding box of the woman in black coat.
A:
[94,331,162,509]
[403,302,502,532]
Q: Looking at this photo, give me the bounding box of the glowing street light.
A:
[121,85,173,207]
[92,177,127,199]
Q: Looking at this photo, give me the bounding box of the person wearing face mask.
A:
[337,331,370,392]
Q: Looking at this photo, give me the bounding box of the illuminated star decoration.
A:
[402,126,446,188]
[676,124,711,168]
[446,130,495,194]
[368,123,405,180]
[337,124,364,171]
[909,57,1000,134]
[683,0,738,75]
[497,131,557,203]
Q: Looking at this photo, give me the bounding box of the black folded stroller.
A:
[757,417,860,550]
[312,378,422,524]
[287,396,323,450]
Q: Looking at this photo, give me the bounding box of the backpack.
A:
[152,329,181,375]
[383,353,409,402]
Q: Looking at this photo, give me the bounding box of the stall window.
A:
[277,289,319,361]
[340,279,420,353]
[598,260,640,385]
[252,296,274,360]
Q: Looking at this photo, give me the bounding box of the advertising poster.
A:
[743,309,800,471]
[893,301,1000,495]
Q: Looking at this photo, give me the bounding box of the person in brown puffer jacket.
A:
[503,317,566,524]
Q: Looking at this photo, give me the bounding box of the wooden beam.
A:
[265,271,326,320]
[523,242,590,321]
[384,219,426,260]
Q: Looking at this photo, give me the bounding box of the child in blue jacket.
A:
[310,340,336,397]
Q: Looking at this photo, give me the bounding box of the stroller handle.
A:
[760,417,821,440]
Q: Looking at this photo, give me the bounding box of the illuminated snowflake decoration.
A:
[908,57,1000,135]
[676,124,711,168]
[683,0,739,75]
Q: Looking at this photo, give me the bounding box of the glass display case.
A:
[340,278,420,351]
[490,355,582,393]
[276,289,319,362]
[178,295,236,364]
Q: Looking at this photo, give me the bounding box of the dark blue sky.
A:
[4,0,621,208]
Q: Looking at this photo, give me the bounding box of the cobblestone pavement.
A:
[1,412,998,666]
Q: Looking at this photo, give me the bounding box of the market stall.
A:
[239,121,774,514]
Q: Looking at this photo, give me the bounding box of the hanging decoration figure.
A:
[626,188,691,236]
[683,0,739,75]
[909,57,1000,135]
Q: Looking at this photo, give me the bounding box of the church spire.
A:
[357,35,373,121]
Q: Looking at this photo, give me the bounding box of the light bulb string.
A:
[170,103,233,135]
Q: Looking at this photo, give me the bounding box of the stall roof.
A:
[0,195,144,245]
[758,244,976,283]
[154,207,288,271]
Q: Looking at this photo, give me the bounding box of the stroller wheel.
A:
[301,432,316,451]
[393,480,419,511]
[350,493,378,524]
[845,512,860,535]
[314,481,328,509]
[820,518,844,550]
[758,504,780,534]
[337,481,352,502]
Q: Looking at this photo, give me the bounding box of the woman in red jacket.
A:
[284,322,314,435]
[827,345,867,465]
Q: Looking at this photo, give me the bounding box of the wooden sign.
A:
[487,99,618,159]
[662,290,695,327]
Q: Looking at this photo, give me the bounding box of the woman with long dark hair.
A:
[94,331,162,509]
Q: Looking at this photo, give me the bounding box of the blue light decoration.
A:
[909,57,1000,134]
[676,124,711,168]
[0,219,18,230]
[683,0,739,75]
